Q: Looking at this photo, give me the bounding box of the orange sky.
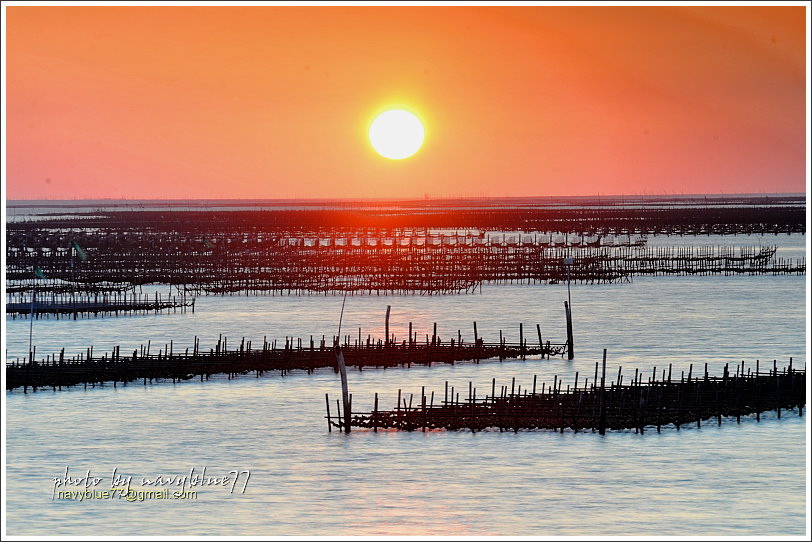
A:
[5,5,807,199]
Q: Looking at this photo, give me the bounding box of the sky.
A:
[5,4,808,200]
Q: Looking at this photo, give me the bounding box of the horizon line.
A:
[6,192,808,204]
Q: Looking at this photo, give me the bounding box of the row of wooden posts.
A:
[5,307,574,391]
[8,231,804,295]
[6,291,194,319]
[326,351,805,434]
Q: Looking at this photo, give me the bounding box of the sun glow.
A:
[369,109,424,160]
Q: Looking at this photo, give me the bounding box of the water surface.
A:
[4,234,807,535]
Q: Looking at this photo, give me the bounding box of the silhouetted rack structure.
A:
[7,226,804,295]
[5,291,194,319]
[5,324,567,391]
[8,201,806,295]
[5,279,135,295]
[327,359,805,433]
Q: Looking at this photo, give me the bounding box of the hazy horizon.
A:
[6,191,807,204]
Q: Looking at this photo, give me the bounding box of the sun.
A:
[369,109,424,160]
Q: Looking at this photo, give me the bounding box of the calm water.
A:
[4,234,808,535]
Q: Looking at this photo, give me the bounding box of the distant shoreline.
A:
[5,193,807,210]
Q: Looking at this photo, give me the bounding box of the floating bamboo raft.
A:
[327,357,805,434]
